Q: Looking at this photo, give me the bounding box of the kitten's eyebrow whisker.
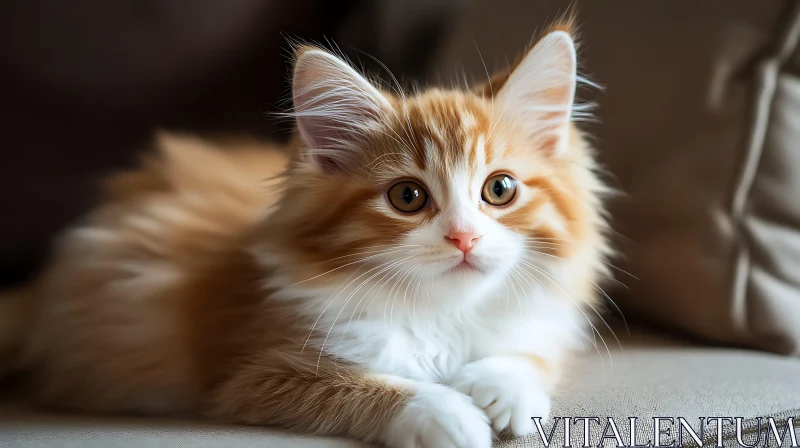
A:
[366,152,407,178]
[373,128,415,155]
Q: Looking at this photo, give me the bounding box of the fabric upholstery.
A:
[432,0,800,356]
[0,409,368,448]
[2,323,799,447]
[500,324,800,447]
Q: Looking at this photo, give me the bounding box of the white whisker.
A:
[288,246,420,287]
[513,257,615,365]
[301,250,418,354]
[317,254,416,370]
[338,256,412,347]
[389,263,419,326]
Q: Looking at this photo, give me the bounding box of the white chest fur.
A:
[315,289,586,384]
[265,250,589,384]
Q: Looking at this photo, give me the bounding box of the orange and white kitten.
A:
[0,25,610,448]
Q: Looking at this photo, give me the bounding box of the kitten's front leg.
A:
[206,352,492,448]
[451,355,554,436]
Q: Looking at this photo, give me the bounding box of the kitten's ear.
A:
[292,47,392,173]
[495,31,577,155]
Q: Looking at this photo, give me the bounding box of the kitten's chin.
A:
[420,259,509,310]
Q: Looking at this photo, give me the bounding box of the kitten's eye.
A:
[482,174,517,206]
[388,181,429,213]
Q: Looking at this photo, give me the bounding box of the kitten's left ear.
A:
[495,31,577,155]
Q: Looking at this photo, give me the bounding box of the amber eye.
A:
[388,181,429,213]
[482,174,517,206]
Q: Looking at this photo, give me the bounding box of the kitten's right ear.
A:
[292,47,392,173]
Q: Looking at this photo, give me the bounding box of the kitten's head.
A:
[267,27,608,312]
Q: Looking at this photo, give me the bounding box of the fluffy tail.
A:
[0,287,31,376]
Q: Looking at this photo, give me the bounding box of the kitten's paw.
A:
[383,382,492,448]
[452,356,551,437]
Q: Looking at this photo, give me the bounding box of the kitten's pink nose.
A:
[445,230,482,253]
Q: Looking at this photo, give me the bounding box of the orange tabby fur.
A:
[1,21,610,448]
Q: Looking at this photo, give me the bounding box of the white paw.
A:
[383,382,492,448]
[451,356,551,437]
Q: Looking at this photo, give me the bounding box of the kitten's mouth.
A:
[447,258,482,274]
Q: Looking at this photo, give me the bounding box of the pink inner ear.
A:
[538,135,560,154]
[494,31,577,155]
[291,49,390,173]
[309,153,344,174]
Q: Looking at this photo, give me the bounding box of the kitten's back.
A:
[9,132,287,413]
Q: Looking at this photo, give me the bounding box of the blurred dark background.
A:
[0,0,468,287]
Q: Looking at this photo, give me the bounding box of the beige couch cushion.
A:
[433,0,800,356]
[3,323,799,447]
[0,406,369,448]
[501,324,800,447]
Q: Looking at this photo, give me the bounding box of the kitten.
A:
[0,22,610,448]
